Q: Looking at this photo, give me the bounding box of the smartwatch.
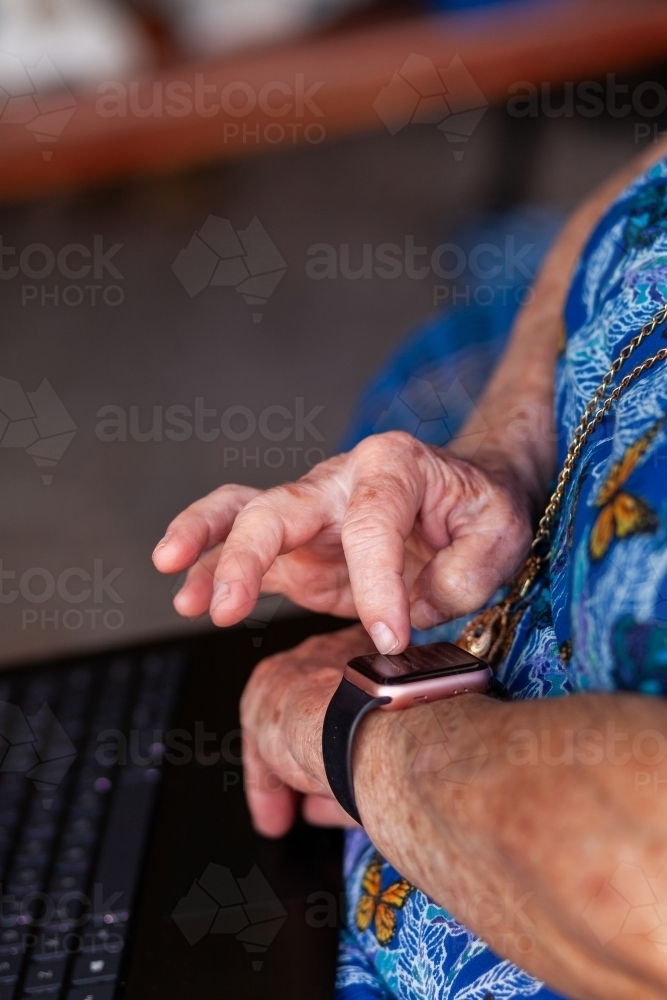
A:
[322,641,508,824]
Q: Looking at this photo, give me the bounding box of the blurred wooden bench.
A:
[1,0,667,203]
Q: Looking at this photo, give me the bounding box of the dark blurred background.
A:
[1,0,667,663]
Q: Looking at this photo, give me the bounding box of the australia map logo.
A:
[172,216,287,323]
[0,53,77,160]
[0,377,76,485]
[373,54,488,159]
[172,863,287,971]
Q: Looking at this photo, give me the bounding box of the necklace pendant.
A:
[456,599,523,669]
[457,603,509,662]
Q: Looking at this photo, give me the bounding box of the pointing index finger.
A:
[341,440,425,653]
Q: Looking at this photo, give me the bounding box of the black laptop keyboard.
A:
[0,651,183,1000]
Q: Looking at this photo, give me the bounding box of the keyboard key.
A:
[0,931,20,951]
[10,866,47,889]
[50,870,87,894]
[5,885,40,900]
[57,846,87,867]
[24,799,57,820]
[81,926,125,955]
[71,951,120,984]
[16,840,50,862]
[22,956,67,992]
[22,818,56,839]
[66,985,115,1000]
[62,819,94,846]
[0,952,23,981]
[48,894,84,925]
[0,900,21,928]
[30,932,65,962]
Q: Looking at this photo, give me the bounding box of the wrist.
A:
[352,694,499,844]
[292,674,340,791]
[281,624,374,792]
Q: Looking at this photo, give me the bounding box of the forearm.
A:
[450,139,667,515]
[352,692,667,1000]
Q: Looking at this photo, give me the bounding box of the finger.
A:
[261,552,356,618]
[341,440,424,654]
[172,545,221,618]
[208,479,347,627]
[243,732,298,838]
[302,794,359,828]
[410,516,531,628]
[152,484,259,574]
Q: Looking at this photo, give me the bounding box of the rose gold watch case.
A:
[343,662,493,710]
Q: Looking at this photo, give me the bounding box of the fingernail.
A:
[369,622,399,654]
[153,532,171,554]
[211,581,230,607]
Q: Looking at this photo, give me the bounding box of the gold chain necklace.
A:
[457,301,667,667]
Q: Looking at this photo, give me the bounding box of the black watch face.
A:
[347,641,485,686]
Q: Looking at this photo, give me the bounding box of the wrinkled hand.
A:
[153,431,533,653]
[241,625,374,836]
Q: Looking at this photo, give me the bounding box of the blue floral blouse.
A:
[336,161,667,998]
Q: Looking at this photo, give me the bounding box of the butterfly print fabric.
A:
[335,169,667,998]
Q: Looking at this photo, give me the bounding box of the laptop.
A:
[0,614,345,1000]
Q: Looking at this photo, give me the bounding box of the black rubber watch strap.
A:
[322,671,511,826]
[322,678,389,825]
[486,676,512,701]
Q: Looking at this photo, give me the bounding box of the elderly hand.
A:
[240,624,373,836]
[152,431,533,653]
